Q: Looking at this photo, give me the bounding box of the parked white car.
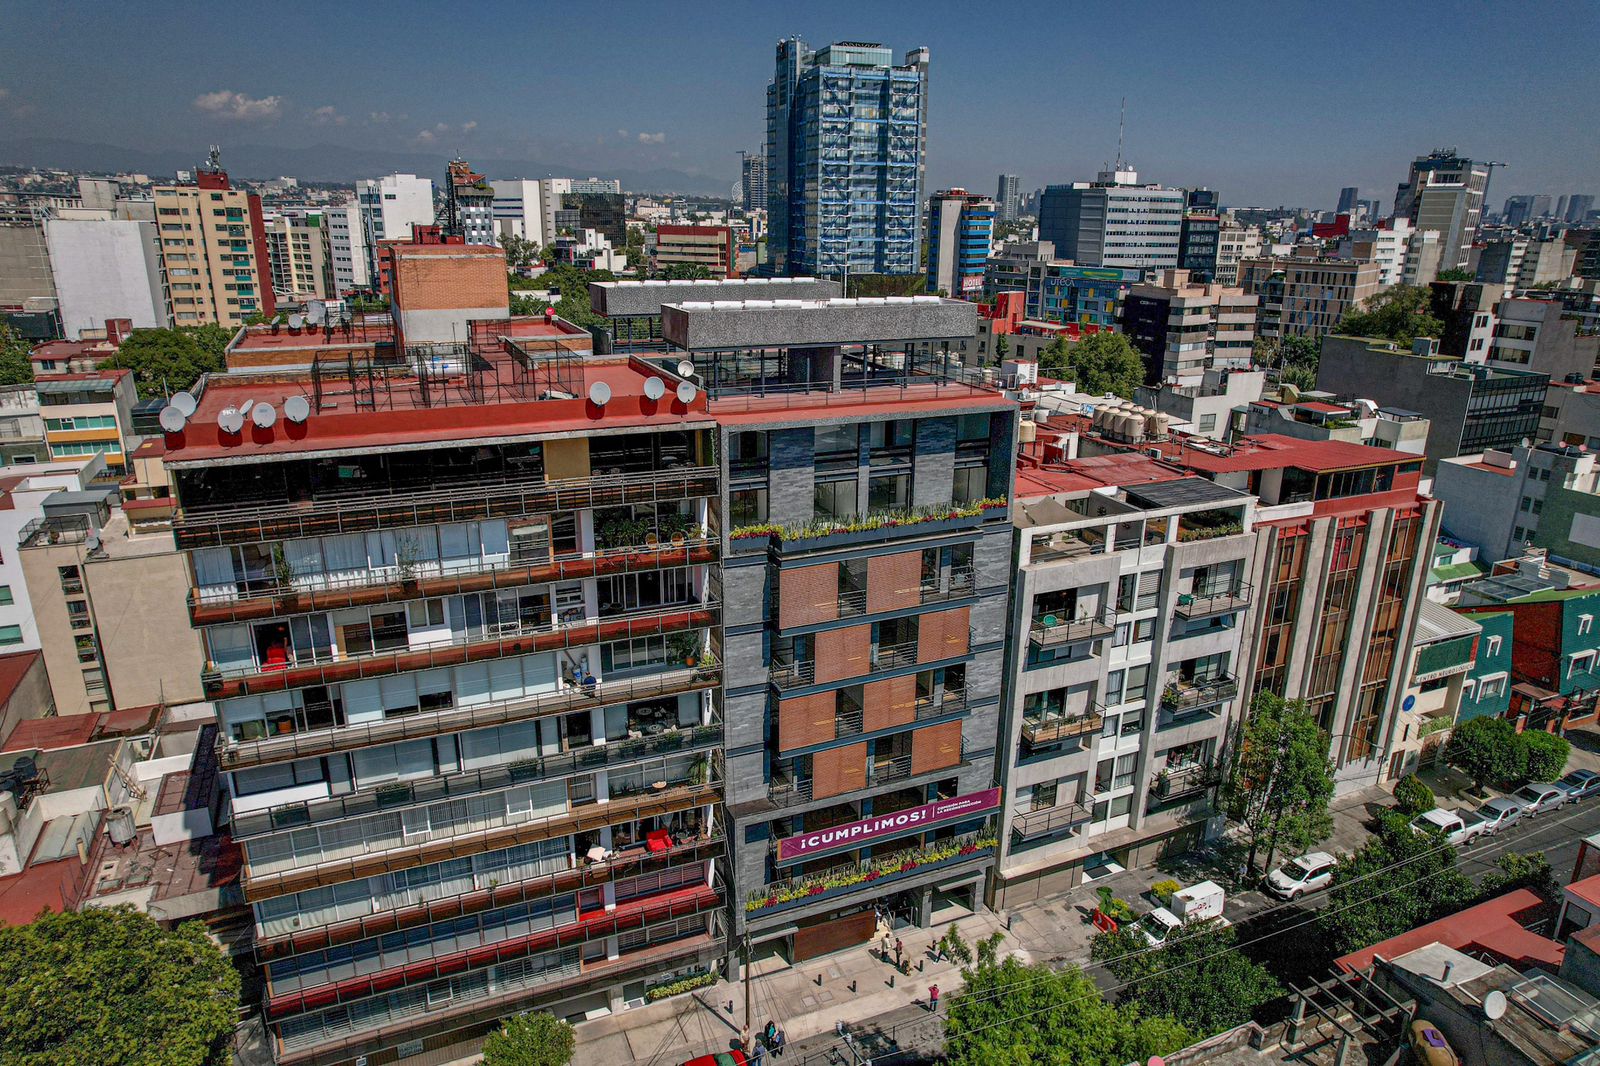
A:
[1511,782,1565,817]
[1409,808,1486,847]
[1265,852,1337,900]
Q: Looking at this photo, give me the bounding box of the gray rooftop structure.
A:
[660,296,977,351]
[588,276,840,318]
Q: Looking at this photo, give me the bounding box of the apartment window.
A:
[1198,414,1217,433]
[59,566,83,594]
[814,424,858,461]
[0,586,12,606]
[1580,615,1594,637]
[0,626,20,647]
[1030,782,1057,811]
[953,464,987,504]
[814,477,858,521]
[1486,635,1502,658]
[868,472,909,512]
[1477,674,1508,701]
[1570,651,1597,679]
[75,635,98,664]
[730,486,768,527]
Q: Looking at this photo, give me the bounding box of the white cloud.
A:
[460,120,477,133]
[369,111,391,124]
[414,128,437,144]
[638,131,665,145]
[616,128,629,138]
[311,105,347,126]
[192,90,283,121]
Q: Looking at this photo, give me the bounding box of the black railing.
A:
[1162,674,1239,711]
[1174,582,1253,618]
[1021,703,1104,746]
[1028,608,1116,647]
[1011,802,1091,842]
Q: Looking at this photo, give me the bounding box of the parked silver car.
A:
[1555,769,1600,803]
[1469,797,1523,835]
[1511,782,1566,817]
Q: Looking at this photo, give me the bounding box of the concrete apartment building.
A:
[41,210,167,336]
[1214,218,1263,286]
[1540,377,1600,449]
[35,369,140,483]
[980,248,1144,331]
[1237,256,1382,339]
[1387,600,1482,777]
[1476,238,1576,289]
[926,189,996,299]
[164,297,728,1060]
[652,225,737,278]
[1338,219,1413,288]
[994,449,1256,903]
[1433,443,1600,571]
[1428,279,1499,360]
[321,203,367,298]
[1237,394,1430,457]
[264,212,332,302]
[444,159,496,247]
[152,163,276,328]
[1120,268,1257,384]
[1135,368,1267,439]
[653,294,1015,963]
[0,462,99,652]
[1038,167,1185,270]
[356,174,436,286]
[1486,298,1600,379]
[1316,337,1551,472]
[1393,150,1489,271]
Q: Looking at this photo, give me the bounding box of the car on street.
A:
[1511,782,1566,817]
[1468,797,1524,835]
[1555,769,1600,803]
[1265,852,1337,900]
[1410,808,1486,846]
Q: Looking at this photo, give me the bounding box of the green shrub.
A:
[1393,774,1435,815]
[1518,730,1570,783]
[1151,879,1182,905]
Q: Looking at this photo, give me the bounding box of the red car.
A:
[681,1053,748,1066]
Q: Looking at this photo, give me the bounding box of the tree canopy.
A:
[0,321,33,387]
[1444,715,1566,791]
[500,233,540,273]
[1222,691,1335,873]
[1038,332,1145,399]
[1317,812,1475,958]
[1091,919,1281,1036]
[520,263,612,330]
[100,327,229,395]
[480,1011,575,1066]
[945,954,1191,1066]
[0,906,241,1066]
[1335,285,1444,348]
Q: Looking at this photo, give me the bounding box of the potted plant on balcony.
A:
[395,537,421,591]
[270,544,298,602]
[689,754,710,786]
[1162,681,1182,709]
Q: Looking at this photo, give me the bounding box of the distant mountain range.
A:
[0,136,734,196]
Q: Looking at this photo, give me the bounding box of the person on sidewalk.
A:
[773,1026,786,1057]
[895,937,904,972]
[928,984,940,1012]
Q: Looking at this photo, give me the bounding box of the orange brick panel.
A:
[910,721,963,776]
[866,550,923,614]
[778,693,838,752]
[863,675,918,732]
[814,625,871,684]
[812,743,867,799]
[917,607,971,663]
[778,563,840,628]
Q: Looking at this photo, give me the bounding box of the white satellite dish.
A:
[676,359,695,378]
[588,381,612,406]
[252,403,278,429]
[158,406,187,433]
[643,377,666,401]
[218,406,244,434]
[284,395,310,423]
[1483,990,1507,1021]
[171,391,197,416]
[675,381,698,404]
[288,314,305,330]
[237,399,255,422]
[85,534,100,554]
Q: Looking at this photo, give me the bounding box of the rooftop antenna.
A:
[1116,97,1127,170]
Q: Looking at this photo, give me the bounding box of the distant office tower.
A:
[444,158,496,246]
[489,179,545,246]
[1529,194,1553,220]
[152,154,275,327]
[740,152,768,213]
[356,173,435,286]
[766,37,930,276]
[1038,165,1184,269]
[1337,186,1360,215]
[925,188,995,298]
[1392,150,1489,270]
[1179,188,1221,281]
[1555,196,1569,222]
[1503,195,1535,227]
[562,192,625,247]
[996,173,1021,223]
[1362,199,1384,223]
[1568,195,1595,223]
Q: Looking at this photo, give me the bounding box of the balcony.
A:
[190,537,718,626]
[830,566,977,621]
[1150,761,1217,801]
[871,639,920,671]
[1029,528,1107,564]
[745,831,995,917]
[1028,609,1116,648]
[204,598,719,700]
[1010,802,1091,843]
[172,466,720,550]
[765,740,969,811]
[1020,704,1104,747]
[1161,674,1239,713]
[1174,582,1253,619]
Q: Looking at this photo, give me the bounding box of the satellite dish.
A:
[288,314,305,330]
[284,395,310,423]
[218,406,244,434]
[237,400,255,423]
[252,403,278,429]
[85,534,100,554]
[643,377,666,401]
[158,406,187,433]
[676,359,695,378]
[588,381,612,406]
[306,302,326,324]
[1484,990,1507,1021]
[675,381,698,404]
[170,391,197,416]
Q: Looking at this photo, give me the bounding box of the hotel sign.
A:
[776,787,1001,862]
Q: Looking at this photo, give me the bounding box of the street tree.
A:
[0,905,241,1066]
[1092,920,1282,1036]
[1519,730,1570,782]
[945,953,1190,1066]
[1222,691,1336,874]
[1478,851,1558,900]
[0,321,33,386]
[1445,715,1525,792]
[1039,332,1145,399]
[1336,285,1444,348]
[480,1011,575,1066]
[100,327,224,395]
[1318,813,1474,957]
[499,233,540,272]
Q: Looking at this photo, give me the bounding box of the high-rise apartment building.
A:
[740,153,768,214]
[264,211,331,302]
[1037,168,1184,270]
[444,159,497,247]
[1214,218,1263,286]
[321,204,367,298]
[1339,218,1414,288]
[1121,269,1257,384]
[926,189,995,298]
[766,38,930,277]
[1178,189,1221,281]
[356,174,436,286]
[996,174,1021,223]
[151,160,275,327]
[1567,195,1596,224]
[1393,150,1489,271]
[1237,255,1381,339]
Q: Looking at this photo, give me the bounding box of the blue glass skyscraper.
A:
[766,38,930,278]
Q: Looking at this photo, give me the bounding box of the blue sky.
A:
[3,0,1597,206]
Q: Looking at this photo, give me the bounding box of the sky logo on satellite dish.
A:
[218,406,244,434]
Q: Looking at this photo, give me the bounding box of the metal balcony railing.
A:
[1028,608,1116,647]
[1161,674,1240,712]
[1174,582,1253,619]
[172,465,720,549]
[768,771,813,805]
[1151,761,1218,800]
[915,685,967,720]
[1010,801,1091,842]
[870,752,914,784]
[769,656,815,689]
[1020,704,1104,747]
[871,639,919,670]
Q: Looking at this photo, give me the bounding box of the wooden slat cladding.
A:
[867,550,923,614]
[862,675,918,732]
[778,563,840,628]
[814,625,871,684]
[910,721,963,776]
[778,692,838,752]
[917,607,971,663]
[811,743,867,799]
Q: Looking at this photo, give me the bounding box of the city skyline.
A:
[2,0,1597,205]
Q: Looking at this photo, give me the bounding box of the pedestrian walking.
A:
[773,1026,787,1057]
[929,984,940,1012]
[753,1040,766,1065]
[895,937,904,972]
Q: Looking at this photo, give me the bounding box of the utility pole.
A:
[740,931,752,1051]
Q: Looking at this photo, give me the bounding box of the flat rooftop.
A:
[661,296,977,350]
[590,276,840,317]
[230,320,395,354]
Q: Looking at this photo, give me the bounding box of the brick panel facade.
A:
[917,607,971,663]
[910,720,963,776]
[812,742,867,799]
[778,692,838,752]
[778,563,840,628]
[862,674,917,733]
[814,625,871,684]
[866,550,923,614]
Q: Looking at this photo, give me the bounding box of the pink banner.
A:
[776,787,1000,862]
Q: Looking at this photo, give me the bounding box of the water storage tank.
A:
[107,805,136,846]
[1280,383,1301,404]
[1124,412,1146,443]
[1147,412,1172,439]
[1018,419,1038,444]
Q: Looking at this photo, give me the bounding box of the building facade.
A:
[152,165,275,327]
[41,213,166,337]
[996,174,1021,223]
[1393,150,1489,271]
[740,153,768,215]
[926,189,995,299]
[444,160,496,247]
[1120,269,1257,384]
[653,225,737,278]
[1178,189,1221,281]
[321,204,368,298]
[34,370,139,481]
[1238,256,1382,339]
[356,174,436,286]
[1037,170,1184,270]
[264,212,332,303]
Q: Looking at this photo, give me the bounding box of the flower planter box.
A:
[778,514,981,553]
[745,845,994,916]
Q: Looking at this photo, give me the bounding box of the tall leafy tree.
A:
[480,1012,575,1066]
[1445,715,1525,792]
[1335,285,1444,348]
[100,327,224,395]
[945,954,1190,1066]
[1038,332,1146,399]
[1092,920,1282,1035]
[0,321,33,386]
[499,233,540,272]
[1222,692,1335,874]
[0,905,241,1065]
[1318,813,1474,957]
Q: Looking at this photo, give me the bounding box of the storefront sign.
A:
[776,787,1000,862]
